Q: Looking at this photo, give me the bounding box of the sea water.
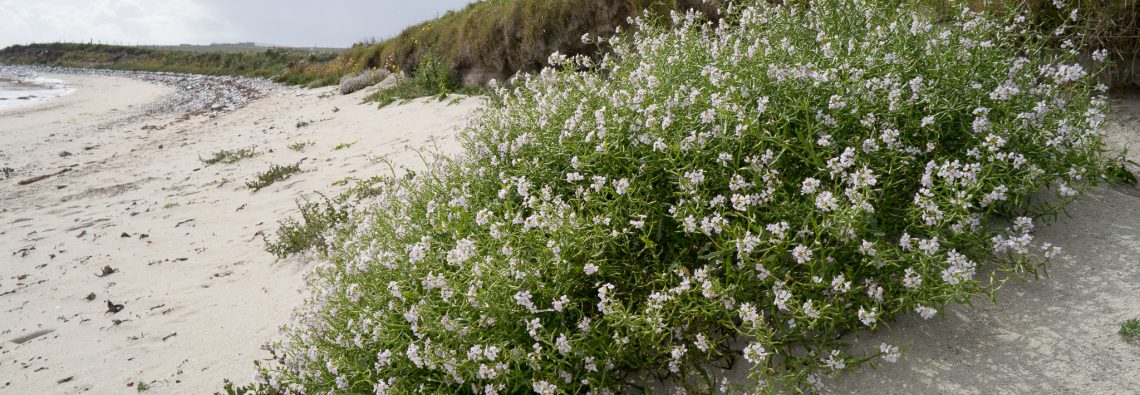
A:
[0,73,73,111]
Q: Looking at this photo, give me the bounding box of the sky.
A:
[0,0,475,48]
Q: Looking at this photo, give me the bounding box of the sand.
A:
[0,73,481,393]
[0,72,1137,394]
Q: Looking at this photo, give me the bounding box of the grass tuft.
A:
[287,141,313,152]
[1122,318,1140,343]
[200,148,258,165]
[245,163,302,192]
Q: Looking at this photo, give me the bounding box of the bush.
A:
[368,55,462,107]
[200,147,259,165]
[246,163,302,192]
[263,178,393,258]
[253,0,1108,393]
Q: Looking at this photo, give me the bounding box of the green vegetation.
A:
[1123,319,1140,343]
[1104,150,1138,186]
[332,141,357,151]
[294,120,311,128]
[283,0,721,88]
[368,55,465,106]
[287,141,313,152]
[263,178,392,258]
[200,147,258,165]
[135,381,150,392]
[247,0,1109,393]
[246,163,302,192]
[0,43,342,85]
[264,195,346,258]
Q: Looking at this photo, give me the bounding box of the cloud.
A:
[0,0,473,48]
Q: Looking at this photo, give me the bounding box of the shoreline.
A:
[0,71,74,111]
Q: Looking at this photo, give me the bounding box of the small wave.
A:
[0,71,75,110]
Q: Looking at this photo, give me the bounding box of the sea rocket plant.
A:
[256,0,1108,393]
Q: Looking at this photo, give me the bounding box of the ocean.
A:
[0,73,73,111]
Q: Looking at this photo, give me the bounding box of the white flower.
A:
[803,300,821,319]
[613,178,630,195]
[694,333,710,352]
[801,177,820,194]
[552,295,571,312]
[407,237,430,263]
[1092,48,1108,62]
[584,263,599,275]
[915,305,938,319]
[831,274,852,294]
[742,343,768,364]
[756,96,770,113]
[903,268,922,288]
[446,238,476,266]
[375,349,392,368]
[880,343,900,363]
[792,244,813,264]
[858,306,878,326]
[1042,242,1062,259]
[940,249,976,285]
[921,115,935,128]
[684,169,706,185]
[1058,183,1078,197]
[514,290,536,313]
[823,349,845,370]
[815,191,838,212]
[532,380,557,395]
[828,94,847,109]
[556,333,571,356]
[859,240,878,256]
[516,176,531,197]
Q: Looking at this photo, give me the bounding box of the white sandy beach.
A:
[0,73,1137,394]
[0,73,480,393]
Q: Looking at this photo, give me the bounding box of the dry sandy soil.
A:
[0,73,1137,394]
[0,74,480,393]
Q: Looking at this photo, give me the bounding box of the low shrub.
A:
[368,55,466,107]
[253,0,1108,393]
[200,147,258,165]
[246,163,302,192]
[1123,318,1140,343]
[264,177,398,258]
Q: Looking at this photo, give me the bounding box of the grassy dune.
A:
[0,43,345,85]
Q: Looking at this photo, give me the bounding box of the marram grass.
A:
[249,0,1109,393]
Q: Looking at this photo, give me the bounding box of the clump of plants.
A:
[252,0,1109,393]
[264,176,396,258]
[287,141,313,152]
[1122,319,1140,343]
[246,162,302,191]
[200,147,258,165]
[368,55,464,107]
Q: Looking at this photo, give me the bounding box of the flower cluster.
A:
[256,0,1107,393]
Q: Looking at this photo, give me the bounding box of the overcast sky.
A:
[0,0,475,48]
